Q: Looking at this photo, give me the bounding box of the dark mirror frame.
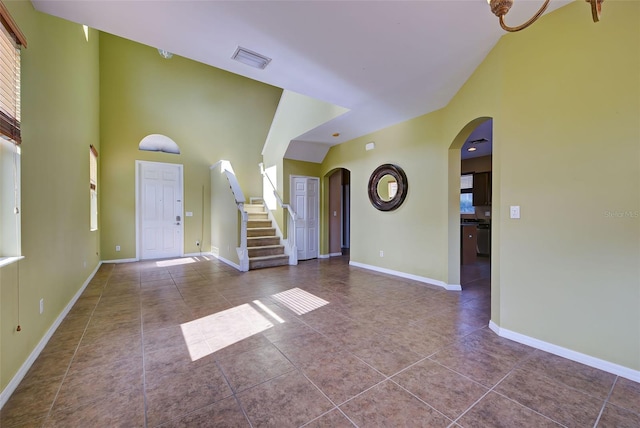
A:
[368,163,408,211]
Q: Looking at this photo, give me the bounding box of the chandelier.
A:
[488,0,604,32]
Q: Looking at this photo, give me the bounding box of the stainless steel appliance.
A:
[476,223,490,256]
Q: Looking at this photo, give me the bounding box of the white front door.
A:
[291,176,319,260]
[137,161,183,260]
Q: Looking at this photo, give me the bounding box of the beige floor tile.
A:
[44,387,144,427]
[157,396,249,427]
[145,362,233,427]
[608,376,640,414]
[518,350,616,400]
[393,359,489,419]
[302,409,355,427]
[272,330,342,366]
[143,323,205,353]
[344,332,423,376]
[340,380,452,427]
[300,350,385,404]
[430,345,520,387]
[238,370,333,427]
[217,343,295,392]
[71,332,142,371]
[494,367,604,427]
[385,322,456,357]
[20,348,74,387]
[39,328,83,356]
[144,339,214,377]
[0,379,60,427]
[457,392,562,427]
[54,357,143,411]
[597,403,640,428]
[56,313,91,332]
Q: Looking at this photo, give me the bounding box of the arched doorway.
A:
[447,117,492,289]
[326,168,351,258]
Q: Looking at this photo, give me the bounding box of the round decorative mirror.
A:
[368,164,408,211]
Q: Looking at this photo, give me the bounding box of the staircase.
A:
[245,203,289,270]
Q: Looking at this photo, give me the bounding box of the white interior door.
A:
[291,176,319,260]
[137,161,183,260]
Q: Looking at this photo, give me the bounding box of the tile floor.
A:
[1,255,639,427]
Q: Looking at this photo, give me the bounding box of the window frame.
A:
[460,173,474,214]
[90,145,98,231]
[0,1,25,264]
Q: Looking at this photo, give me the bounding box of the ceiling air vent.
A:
[232,47,271,70]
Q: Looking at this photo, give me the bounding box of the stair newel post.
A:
[238,202,249,272]
[287,208,298,265]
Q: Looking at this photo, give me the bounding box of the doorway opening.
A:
[327,168,351,258]
[460,119,492,288]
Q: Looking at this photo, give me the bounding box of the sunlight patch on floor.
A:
[180,288,329,361]
[271,288,329,315]
[180,301,283,361]
[156,257,197,267]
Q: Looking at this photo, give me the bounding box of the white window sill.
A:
[0,256,24,268]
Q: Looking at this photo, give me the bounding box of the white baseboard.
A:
[319,253,343,259]
[210,253,241,271]
[0,262,103,410]
[100,257,138,264]
[348,261,461,291]
[489,320,640,383]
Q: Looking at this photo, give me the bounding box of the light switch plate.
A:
[510,206,520,219]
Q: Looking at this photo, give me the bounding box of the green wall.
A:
[1,1,100,392]
[284,158,323,203]
[322,109,448,279]
[99,33,282,260]
[322,1,640,371]
[210,162,244,265]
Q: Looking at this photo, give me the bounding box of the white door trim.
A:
[135,160,184,260]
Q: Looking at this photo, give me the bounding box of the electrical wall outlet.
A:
[115,245,121,251]
[379,250,384,257]
[196,241,200,247]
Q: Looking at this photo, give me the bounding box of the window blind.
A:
[0,1,26,145]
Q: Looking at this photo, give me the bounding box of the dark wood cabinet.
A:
[472,172,491,206]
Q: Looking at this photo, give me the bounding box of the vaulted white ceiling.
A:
[32,0,571,160]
